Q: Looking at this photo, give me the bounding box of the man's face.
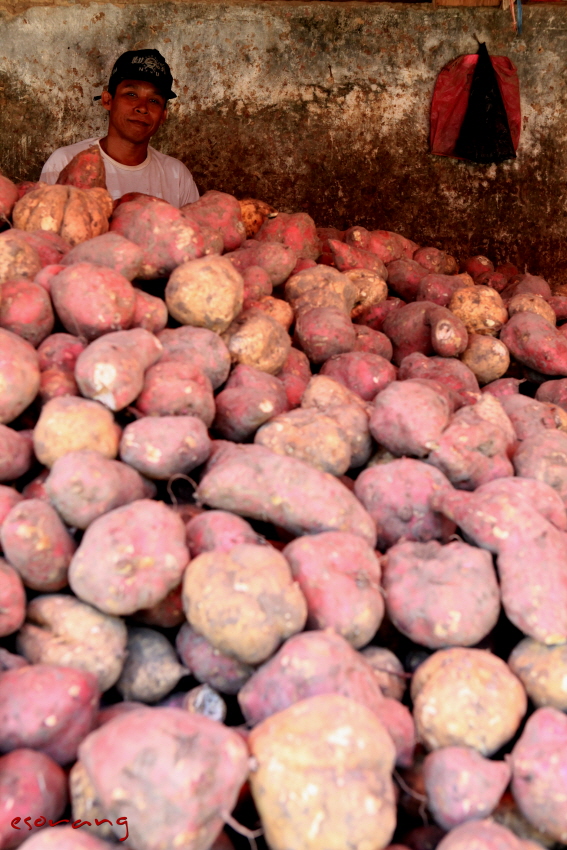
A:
[101,80,168,145]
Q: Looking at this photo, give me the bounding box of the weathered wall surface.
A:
[1,2,567,280]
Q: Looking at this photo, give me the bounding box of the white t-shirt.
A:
[40,137,199,208]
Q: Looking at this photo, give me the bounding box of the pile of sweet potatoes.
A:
[0,149,565,850]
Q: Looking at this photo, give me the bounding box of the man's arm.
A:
[179,163,200,207]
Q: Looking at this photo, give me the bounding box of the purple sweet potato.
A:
[224,240,297,286]
[354,458,456,551]
[213,363,289,441]
[181,189,246,251]
[1,499,76,591]
[182,543,307,664]
[320,351,397,401]
[500,311,567,376]
[157,325,231,390]
[282,530,384,648]
[423,747,510,830]
[398,352,480,407]
[370,379,451,458]
[0,329,40,424]
[0,749,68,849]
[383,301,468,365]
[131,289,168,334]
[0,559,26,636]
[33,396,120,468]
[49,262,136,340]
[0,426,33,482]
[135,361,215,426]
[45,449,155,528]
[69,499,189,616]
[61,231,144,279]
[0,664,99,764]
[197,442,377,545]
[510,707,567,843]
[78,706,248,850]
[176,623,254,694]
[255,211,319,260]
[382,539,500,648]
[75,328,162,411]
[0,279,54,347]
[119,415,210,480]
[185,510,259,557]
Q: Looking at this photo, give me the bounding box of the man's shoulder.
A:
[41,138,100,182]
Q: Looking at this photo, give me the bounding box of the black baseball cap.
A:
[93,49,177,101]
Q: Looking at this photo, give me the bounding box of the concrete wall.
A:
[1,1,567,281]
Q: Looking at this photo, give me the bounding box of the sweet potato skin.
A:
[0,559,26,636]
[214,364,289,441]
[62,231,143,280]
[369,379,450,458]
[0,426,34,482]
[176,622,254,694]
[320,351,396,401]
[185,510,259,557]
[119,415,211,480]
[222,307,291,374]
[224,240,297,286]
[0,279,54,347]
[135,360,215,426]
[295,305,356,363]
[500,311,567,376]
[0,328,40,425]
[508,637,567,710]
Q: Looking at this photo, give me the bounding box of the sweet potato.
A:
[135,361,215,425]
[483,377,524,399]
[38,332,85,372]
[414,247,458,275]
[254,407,353,474]
[448,286,508,336]
[282,530,383,648]
[383,302,468,365]
[277,346,311,407]
[225,240,297,285]
[14,230,70,267]
[183,543,307,664]
[354,458,456,551]
[0,426,33,481]
[0,329,40,424]
[423,746,510,830]
[176,623,254,694]
[185,510,259,557]
[131,288,168,334]
[13,184,112,248]
[416,273,474,307]
[197,442,377,545]
[513,430,567,504]
[13,826,119,849]
[500,394,567,441]
[382,539,500,648]
[109,196,205,278]
[507,292,556,326]
[509,637,567,711]
[241,264,273,306]
[436,820,526,850]
[56,144,106,189]
[33,396,120,467]
[239,197,277,238]
[1,499,76,591]
[0,173,18,220]
[295,305,357,363]
[69,499,190,616]
[45,449,155,527]
[33,263,65,294]
[115,626,187,703]
[345,267,388,317]
[329,238,389,278]
[370,379,450,458]
[535,377,567,411]
[49,262,136,340]
[214,363,288,441]
[501,273,552,305]
[246,295,294,330]
[16,595,127,692]
[222,307,291,373]
[285,264,358,312]
[460,255,494,279]
[353,324,394,358]
[411,647,527,754]
[165,255,243,332]
[320,351,396,401]
[355,296,406,332]
[386,259,428,302]
[134,583,185,629]
[0,231,42,284]
[301,375,372,467]
[360,646,406,701]
[74,328,162,411]
[510,707,567,843]
[78,706,248,850]
[398,352,479,407]
[476,270,509,292]
[248,694,396,850]
[0,559,25,636]
[460,334,511,385]
[61,231,143,279]
[119,415,210,480]
[0,485,23,524]
[157,325,230,390]
[255,211,319,259]
[181,189,246,251]
[0,749,68,850]
[0,664,99,764]
[375,697,417,768]
[500,311,567,375]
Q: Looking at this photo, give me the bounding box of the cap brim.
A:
[93,89,176,102]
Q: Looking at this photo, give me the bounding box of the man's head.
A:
[103,49,177,101]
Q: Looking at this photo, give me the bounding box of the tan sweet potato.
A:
[460,333,511,385]
[16,595,127,692]
[345,267,388,318]
[283,530,384,648]
[508,638,567,711]
[0,279,54,347]
[239,197,277,238]
[254,407,352,474]
[222,307,291,374]
[448,286,508,336]
[1,499,76,591]
[45,449,154,528]
[0,664,99,764]
[69,499,189,616]
[285,265,358,313]
[301,374,372,467]
[0,231,42,285]
[411,647,527,754]
[165,255,243,332]
[115,626,187,703]
[33,396,120,467]
[13,184,112,247]
[0,329,40,424]
[507,292,556,326]
[248,694,396,850]
[135,361,215,425]
[119,415,211,480]
[214,364,289,441]
[246,294,294,330]
[182,543,307,664]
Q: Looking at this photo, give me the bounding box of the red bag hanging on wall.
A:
[430,49,521,159]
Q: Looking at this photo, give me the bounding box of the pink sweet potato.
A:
[416,273,474,307]
[483,377,524,399]
[460,255,494,279]
[386,259,429,302]
[398,352,480,407]
[413,246,457,275]
[501,273,552,305]
[0,749,68,849]
[14,827,113,849]
[119,415,210,480]
[436,820,526,850]
[38,332,85,372]
[45,449,155,528]
[382,539,500,648]
[354,296,406,332]
[320,351,396,401]
[295,305,356,363]
[383,302,468,365]
[0,664,99,764]
[370,379,451,457]
[131,288,168,333]
[283,530,384,648]
[0,279,53,347]
[0,485,23,524]
[0,559,25,636]
[535,376,567,410]
[513,429,567,503]
[110,197,205,278]
[224,240,297,286]
[213,363,289,441]
[56,145,106,189]
[75,328,162,411]
[185,509,259,557]
[15,230,70,267]
[0,329,40,424]
[241,264,273,306]
[181,189,246,252]
[0,426,33,481]
[158,325,231,390]
[353,324,394,358]
[0,174,18,220]
[33,263,64,294]
[277,346,311,408]
[476,270,509,291]
[49,262,136,340]
[354,458,456,551]
[61,231,143,280]
[197,442,377,545]
[256,211,319,260]
[329,238,388,278]
[78,706,248,850]
[69,499,189,615]
[135,361,215,426]
[500,394,567,441]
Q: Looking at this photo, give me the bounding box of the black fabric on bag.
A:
[453,42,516,164]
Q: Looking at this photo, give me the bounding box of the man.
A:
[40,49,199,208]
